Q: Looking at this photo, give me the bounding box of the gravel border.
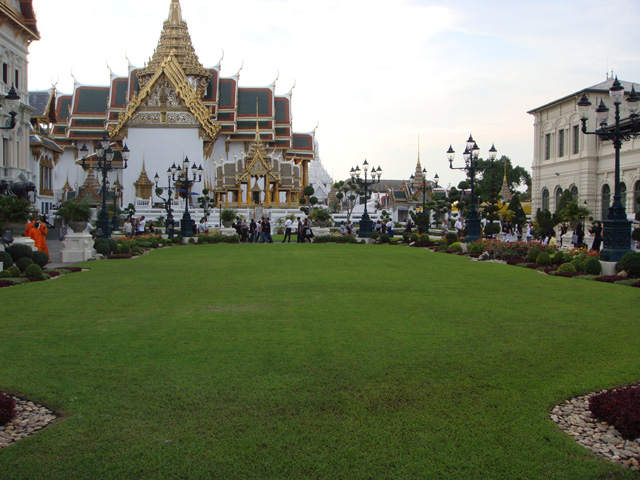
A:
[0,395,58,448]
[551,392,640,471]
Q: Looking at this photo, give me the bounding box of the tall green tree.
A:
[507,194,527,226]
[476,156,531,201]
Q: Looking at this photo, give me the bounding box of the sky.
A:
[27,0,640,189]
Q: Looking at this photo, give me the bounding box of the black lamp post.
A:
[79,135,130,238]
[350,160,382,238]
[447,135,497,243]
[577,77,637,262]
[0,86,20,130]
[171,157,203,238]
[154,165,179,239]
[111,184,121,232]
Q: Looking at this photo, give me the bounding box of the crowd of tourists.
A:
[228,217,316,243]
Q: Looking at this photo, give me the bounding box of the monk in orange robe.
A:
[24,219,49,257]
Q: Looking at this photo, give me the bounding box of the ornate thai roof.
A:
[0,0,39,43]
[138,0,210,85]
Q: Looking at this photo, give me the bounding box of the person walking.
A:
[340,221,346,235]
[264,217,273,243]
[572,223,585,249]
[283,217,293,243]
[297,217,304,243]
[136,216,146,236]
[249,219,257,243]
[590,221,602,251]
[386,219,394,237]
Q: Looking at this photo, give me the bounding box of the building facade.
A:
[529,76,640,221]
[0,0,39,200]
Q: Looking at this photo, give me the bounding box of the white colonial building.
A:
[529,76,640,221]
[0,0,39,200]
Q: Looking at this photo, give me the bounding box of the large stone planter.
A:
[60,233,96,263]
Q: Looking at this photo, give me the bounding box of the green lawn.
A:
[0,244,639,479]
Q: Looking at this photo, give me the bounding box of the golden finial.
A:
[168,0,183,25]
[255,97,261,141]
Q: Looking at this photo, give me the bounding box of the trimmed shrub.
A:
[584,257,602,276]
[570,258,585,272]
[32,250,49,268]
[16,257,33,273]
[557,263,577,274]
[420,234,430,242]
[526,248,541,263]
[553,251,570,265]
[615,252,640,277]
[468,242,484,254]
[0,392,16,425]
[370,231,379,240]
[410,232,419,243]
[438,243,448,252]
[379,233,390,244]
[119,244,131,254]
[445,232,458,244]
[449,242,463,252]
[589,385,640,441]
[23,263,43,279]
[7,243,32,262]
[0,270,11,279]
[0,251,12,269]
[7,265,20,277]
[535,252,552,265]
[94,241,110,256]
[108,239,119,254]
[131,246,141,255]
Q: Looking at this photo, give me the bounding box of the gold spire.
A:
[138,0,210,83]
[417,135,422,170]
[255,97,261,142]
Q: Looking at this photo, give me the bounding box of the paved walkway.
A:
[45,238,80,269]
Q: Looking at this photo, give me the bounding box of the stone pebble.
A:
[551,391,640,471]
[0,396,58,448]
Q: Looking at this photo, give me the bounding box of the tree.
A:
[507,194,527,226]
[476,156,531,201]
[299,186,319,216]
[556,189,574,215]
[535,208,560,239]
[483,174,502,238]
[559,200,591,229]
[333,180,363,222]
[197,188,213,221]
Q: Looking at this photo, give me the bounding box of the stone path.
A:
[0,395,57,448]
[551,392,640,472]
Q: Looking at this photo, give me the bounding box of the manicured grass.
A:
[0,244,639,479]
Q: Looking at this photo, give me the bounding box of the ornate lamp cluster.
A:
[79,135,130,238]
[447,135,497,243]
[168,157,203,238]
[154,165,178,239]
[350,160,382,238]
[0,86,21,131]
[576,77,637,261]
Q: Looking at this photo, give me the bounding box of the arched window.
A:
[555,187,562,212]
[620,182,627,212]
[570,185,578,200]
[602,184,611,220]
[542,188,550,211]
[635,181,640,215]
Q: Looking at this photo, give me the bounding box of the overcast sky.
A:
[28,0,640,189]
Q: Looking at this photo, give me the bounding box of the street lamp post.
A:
[154,165,178,239]
[577,77,638,262]
[79,135,130,238]
[111,185,121,232]
[171,157,203,238]
[447,135,497,243]
[350,160,382,238]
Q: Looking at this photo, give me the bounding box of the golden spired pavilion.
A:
[43,0,321,215]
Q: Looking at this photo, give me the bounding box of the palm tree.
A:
[560,200,591,229]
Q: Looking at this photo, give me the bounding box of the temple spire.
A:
[168,0,183,25]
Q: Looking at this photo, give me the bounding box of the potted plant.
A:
[56,200,93,232]
[220,208,236,227]
[0,196,36,236]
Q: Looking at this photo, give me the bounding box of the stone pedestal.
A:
[313,227,330,237]
[60,233,96,263]
[12,237,36,251]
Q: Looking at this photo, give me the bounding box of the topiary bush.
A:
[410,232,419,243]
[589,385,640,441]
[0,251,12,270]
[370,231,379,240]
[468,242,484,254]
[119,244,131,254]
[7,243,32,262]
[31,250,49,268]
[0,270,11,279]
[557,263,577,274]
[584,257,602,276]
[535,252,552,266]
[615,252,640,277]
[553,251,570,265]
[7,265,20,277]
[526,248,541,263]
[108,239,119,254]
[379,233,390,244]
[0,392,15,425]
[445,232,458,245]
[420,234,430,242]
[16,257,33,273]
[23,263,44,279]
[570,258,585,272]
[449,242,463,252]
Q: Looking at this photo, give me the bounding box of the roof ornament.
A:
[215,49,224,69]
[168,0,183,25]
[235,59,244,78]
[50,77,58,88]
[273,69,279,87]
[255,97,261,141]
[106,61,114,78]
[70,68,77,86]
[288,80,296,96]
